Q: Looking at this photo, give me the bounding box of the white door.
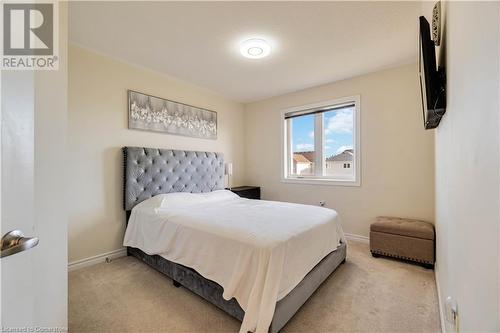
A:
[1,70,38,327]
[1,3,68,330]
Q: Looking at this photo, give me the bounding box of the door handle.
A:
[1,230,39,258]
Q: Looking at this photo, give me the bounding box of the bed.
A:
[122,146,347,333]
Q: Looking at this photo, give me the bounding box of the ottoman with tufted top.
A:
[370,216,435,268]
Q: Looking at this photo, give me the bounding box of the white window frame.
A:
[281,95,361,186]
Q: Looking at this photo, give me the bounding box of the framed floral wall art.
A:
[128,90,217,140]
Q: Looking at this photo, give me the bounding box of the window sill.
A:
[281,177,361,187]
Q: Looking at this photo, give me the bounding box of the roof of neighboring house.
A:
[326,149,353,162]
[293,151,315,163]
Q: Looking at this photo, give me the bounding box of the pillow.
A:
[191,189,239,204]
[135,190,239,211]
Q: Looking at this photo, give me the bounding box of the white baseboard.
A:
[68,248,127,272]
[344,233,369,244]
[68,234,369,271]
[434,263,447,333]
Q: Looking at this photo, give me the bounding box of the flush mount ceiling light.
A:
[240,38,271,59]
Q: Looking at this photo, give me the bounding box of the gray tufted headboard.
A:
[123,147,224,211]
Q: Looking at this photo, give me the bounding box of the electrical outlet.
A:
[319,201,325,207]
[445,296,458,328]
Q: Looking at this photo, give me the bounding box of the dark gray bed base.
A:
[126,242,346,333]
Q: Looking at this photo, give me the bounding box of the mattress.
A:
[123,190,344,333]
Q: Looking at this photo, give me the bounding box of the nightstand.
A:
[228,186,261,200]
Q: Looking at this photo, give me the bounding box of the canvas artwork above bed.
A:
[128,90,217,139]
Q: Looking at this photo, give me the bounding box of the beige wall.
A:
[68,45,245,262]
[425,2,500,331]
[69,48,435,261]
[244,64,435,237]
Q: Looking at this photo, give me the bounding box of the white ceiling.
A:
[69,1,422,103]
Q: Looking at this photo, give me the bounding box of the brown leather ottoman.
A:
[370,216,435,268]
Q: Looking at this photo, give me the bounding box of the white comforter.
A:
[123,190,344,333]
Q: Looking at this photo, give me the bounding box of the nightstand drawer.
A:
[228,186,261,200]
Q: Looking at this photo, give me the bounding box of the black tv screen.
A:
[419,16,446,129]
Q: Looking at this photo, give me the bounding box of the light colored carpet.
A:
[69,240,440,332]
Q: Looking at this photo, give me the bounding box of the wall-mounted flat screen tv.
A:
[419,16,446,129]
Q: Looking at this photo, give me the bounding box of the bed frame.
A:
[123,146,347,333]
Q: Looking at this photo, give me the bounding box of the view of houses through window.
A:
[287,103,356,181]
[290,114,315,176]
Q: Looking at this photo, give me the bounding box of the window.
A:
[282,96,360,186]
